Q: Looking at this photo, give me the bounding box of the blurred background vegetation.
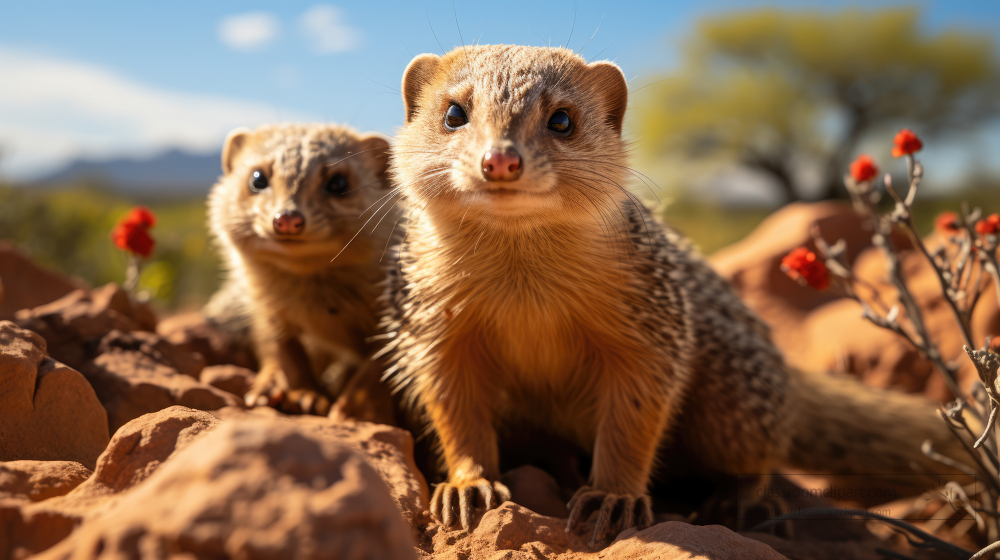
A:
[633,7,1000,203]
[0,184,219,312]
[2,6,998,314]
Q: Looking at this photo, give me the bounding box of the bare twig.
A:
[749,508,973,559]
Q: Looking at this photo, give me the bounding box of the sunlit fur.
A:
[208,123,398,400]
[385,46,689,537]
[384,45,969,541]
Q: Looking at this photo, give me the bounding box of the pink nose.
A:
[273,209,305,236]
[481,148,523,182]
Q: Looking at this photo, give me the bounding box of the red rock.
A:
[200,364,255,398]
[0,242,84,320]
[431,502,586,558]
[157,311,257,369]
[709,203,868,351]
[80,345,239,434]
[709,202,911,355]
[14,283,156,370]
[0,461,91,502]
[426,502,787,559]
[35,418,418,560]
[846,242,997,399]
[501,465,568,519]
[0,321,109,470]
[708,202,998,402]
[785,240,997,402]
[606,522,789,559]
[213,407,430,528]
[3,407,223,558]
[95,329,205,378]
[81,406,220,494]
[0,501,78,560]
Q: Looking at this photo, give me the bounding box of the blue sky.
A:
[1,0,999,189]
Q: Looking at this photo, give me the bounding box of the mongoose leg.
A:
[246,334,330,415]
[424,360,509,531]
[567,370,669,545]
[328,357,396,424]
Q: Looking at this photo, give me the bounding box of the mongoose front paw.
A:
[277,388,332,416]
[430,478,511,532]
[245,382,276,409]
[565,486,653,546]
[245,381,331,416]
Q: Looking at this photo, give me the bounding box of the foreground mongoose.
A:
[207,123,397,415]
[380,45,969,544]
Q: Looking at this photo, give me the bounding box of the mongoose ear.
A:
[358,132,391,185]
[402,53,442,124]
[222,128,252,174]
[586,61,628,135]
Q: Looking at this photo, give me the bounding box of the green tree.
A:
[635,8,1000,202]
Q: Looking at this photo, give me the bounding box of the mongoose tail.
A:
[787,367,976,489]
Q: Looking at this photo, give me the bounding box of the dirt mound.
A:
[0,321,108,469]
[710,202,998,401]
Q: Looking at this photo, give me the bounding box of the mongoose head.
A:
[209,123,392,272]
[393,45,629,229]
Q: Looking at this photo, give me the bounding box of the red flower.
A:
[935,211,960,234]
[976,214,1000,236]
[112,206,156,257]
[120,206,157,228]
[892,129,923,157]
[849,154,879,183]
[781,247,829,290]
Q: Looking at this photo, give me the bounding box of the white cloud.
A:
[0,48,312,179]
[299,5,361,54]
[218,11,280,51]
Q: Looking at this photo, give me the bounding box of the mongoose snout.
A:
[273,208,305,236]
[481,146,522,182]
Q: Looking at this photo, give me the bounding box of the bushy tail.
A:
[786,367,978,492]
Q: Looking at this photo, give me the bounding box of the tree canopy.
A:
[634,8,1000,203]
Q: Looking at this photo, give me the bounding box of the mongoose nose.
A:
[273,209,305,236]
[481,148,522,182]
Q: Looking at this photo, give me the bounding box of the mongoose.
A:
[207,123,398,415]
[380,45,970,544]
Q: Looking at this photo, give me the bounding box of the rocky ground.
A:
[1,202,995,559]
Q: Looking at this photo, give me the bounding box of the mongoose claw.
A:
[279,388,332,416]
[245,383,331,416]
[430,478,511,532]
[565,486,653,546]
[244,385,281,409]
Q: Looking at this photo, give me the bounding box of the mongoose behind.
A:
[381,45,968,544]
[207,123,396,415]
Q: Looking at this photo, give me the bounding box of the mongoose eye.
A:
[249,170,269,193]
[547,110,573,136]
[444,104,468,130]
[324,173,350,196]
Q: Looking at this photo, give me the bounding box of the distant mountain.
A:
[34,149,223,194]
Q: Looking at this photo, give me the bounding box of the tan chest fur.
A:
[245,260,382,357]
[402,213,658,445]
